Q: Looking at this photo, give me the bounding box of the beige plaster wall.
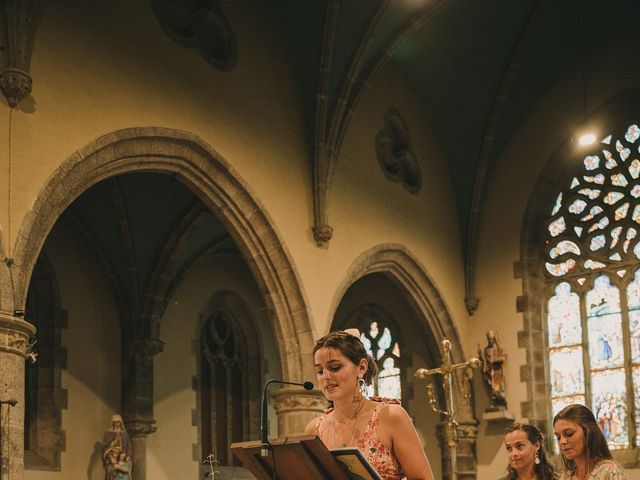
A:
[472,38,640,479]
[318,62,468,347]
[1,0,467,350]
[24,219,121,480]
[4,0,468,383]
[149,252,281,480]
[7,0,474,476]
[1,0,312,282]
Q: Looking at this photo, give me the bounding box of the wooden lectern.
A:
[231,435,379,480]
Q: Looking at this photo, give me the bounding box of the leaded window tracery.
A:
[200,310,246,465]
[544,122,640,449]
[359,319,402,400]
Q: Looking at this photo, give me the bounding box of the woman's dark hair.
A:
[313,330,379,385]
[503,422,556,479]
[553,404,611,475]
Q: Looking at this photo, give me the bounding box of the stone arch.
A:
[11,127,313,381]
[329,243,478,477]
[329,243,462,362]
[519,89,640,432]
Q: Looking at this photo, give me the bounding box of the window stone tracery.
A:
[542,121,640,451]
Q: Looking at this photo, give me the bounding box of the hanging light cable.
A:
[6,108,13,261]
[576,0,596,146]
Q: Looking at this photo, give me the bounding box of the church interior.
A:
[1,0,640,478]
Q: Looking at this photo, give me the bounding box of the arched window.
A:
[341,304,403,401]
[199,310,247,465]
[544,122,640,449]
[23,256,67,470]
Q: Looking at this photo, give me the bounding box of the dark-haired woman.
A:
[499,422,556,480]
[553,404,626,479]
[305,330,434,480]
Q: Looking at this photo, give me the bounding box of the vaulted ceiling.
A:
[31,0,640,318]
[270,0,640,309]
[60,173,235,323]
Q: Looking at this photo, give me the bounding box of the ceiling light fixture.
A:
[578,132,596,146]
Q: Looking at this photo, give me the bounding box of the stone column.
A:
[271,388,326,436]
[436,419,478,480]
[0,313,35,480]
[457,421,479,479]
[126,420,156,480]
[122,338,163,480]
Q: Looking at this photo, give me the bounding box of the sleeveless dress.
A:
[315,400,405,480]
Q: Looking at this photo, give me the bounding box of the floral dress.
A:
[315,399,405,480]
[558,459,627,480]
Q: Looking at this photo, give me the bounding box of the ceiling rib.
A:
[312,0,339,245]
[64,208,130,323]
[334,0,453,156]
[464,0,544,315]
[109,177,142,321]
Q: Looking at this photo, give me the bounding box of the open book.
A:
[331,448,382,480]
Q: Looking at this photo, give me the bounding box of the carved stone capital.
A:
[130,337,164,360]
[125,419,157,438]
[312,224,333,246]
[271,387,327,415]
[271,387,327,436]
[457,420,479,440]
[0,68,31,108]
[464,296,479,315]
[0,312,36,357]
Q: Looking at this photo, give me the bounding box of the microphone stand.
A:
[0,399,17,480]
[260,379,314,480]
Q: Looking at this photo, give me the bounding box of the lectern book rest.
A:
[231,435,382,480]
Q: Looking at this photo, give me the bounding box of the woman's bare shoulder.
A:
[304,416,319,435]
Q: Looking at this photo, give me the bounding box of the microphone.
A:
[260,379,314,457]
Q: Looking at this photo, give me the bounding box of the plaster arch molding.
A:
[9,127,314,381]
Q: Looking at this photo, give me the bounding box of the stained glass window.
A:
[544,122,640,450]
[357,320,402,400]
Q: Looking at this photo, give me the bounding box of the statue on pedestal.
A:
[479,330,507,410]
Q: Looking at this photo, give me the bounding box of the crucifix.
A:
[414,338,480,480]
[202,452,220,479]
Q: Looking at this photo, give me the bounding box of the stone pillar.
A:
[436,419,478,480]
[126,420,156,480]
[457,421,479,479]
[271,388,326,436]
[0,313,36,480]
[122,338,163,480]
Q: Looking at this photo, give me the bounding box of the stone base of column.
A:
[126,420,157,480]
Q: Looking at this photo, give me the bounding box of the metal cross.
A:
[202,452,220,478]
[415,338,480,480]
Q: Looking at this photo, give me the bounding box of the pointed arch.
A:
[11,127,313,381]
[520,89,640,445]
[329,244,462,363]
